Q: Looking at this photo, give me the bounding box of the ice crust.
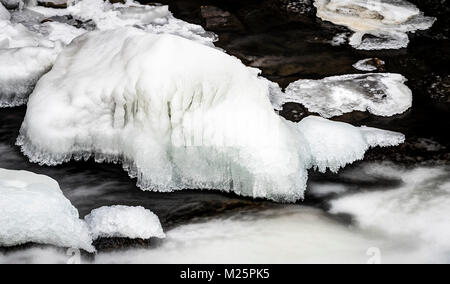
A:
[17,28,405,202]
[314,0,436,50]
[85,206,165,240]
[0,168,95,252]
[0,0,216,107]
[278,73,412,118]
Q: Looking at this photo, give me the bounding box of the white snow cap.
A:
[0,169,95,252]
[18,28,405,202]
[0,0,216,108]
[314,0,436,50]
[278,73,412,118]
[85,206,165,240]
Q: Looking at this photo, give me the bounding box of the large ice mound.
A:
[314,0,436,50]
[17,28,405,202]
[85,206,165,240]
[0,168,95,252]
[0,0,216,107]
[275,73,413,118]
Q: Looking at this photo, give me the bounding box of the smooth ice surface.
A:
[85,206,165,240]
[18,28,404,202]
[330,164,450,258]
[314,0,436,49]
[353,58,385,72]
[279,73,412,117]
[0,0,216,107]
[0,169,94,252]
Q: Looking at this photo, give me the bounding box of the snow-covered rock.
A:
[278,73,412,118]
[0,0,216,108]
[85,206,165,240]
[17,28,405,202]
[0,3,10,21]
[0,169,95,252]
[0,45,59,107]
[314,0,436,50]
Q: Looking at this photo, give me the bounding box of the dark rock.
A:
[37,0,68,9]
[279,102,312,122]
[92,237,162,252]
[200,6,244,32]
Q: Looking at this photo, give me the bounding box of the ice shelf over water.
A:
[17,28,405,202]
[0,0,216,107]
[85,206,165,240]
[314,0,436,50]
[0,168,95,252]
[277,73,413,118]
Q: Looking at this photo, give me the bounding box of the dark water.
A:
[0,0,449,231]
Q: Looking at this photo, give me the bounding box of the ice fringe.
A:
[314,0,436,50]
[0,168,95,252]
[17,28,405,202]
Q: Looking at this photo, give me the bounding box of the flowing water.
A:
[0,0,449,263]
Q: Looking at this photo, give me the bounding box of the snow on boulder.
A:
[314,0,436,50]
[0,45,60,107]
[277,73,412,118]
[0,3,10,21]
[17,28,405,202]
[0,169,95,252]
[85,206,165,240]
[0,0,216,108]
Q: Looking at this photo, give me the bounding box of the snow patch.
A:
[277,73,412,117]
[0,168,95,252]
[314,0,436,50]
[85,206,165,240]
[17,28,405,202]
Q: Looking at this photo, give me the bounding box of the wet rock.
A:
[37,0,68,9]
[200,6,244,32]
[279,102,312,122]
[92,237,161,252]
[0,0,20,9]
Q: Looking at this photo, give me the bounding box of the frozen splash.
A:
[16,28,404,202]
[314,0,436,50]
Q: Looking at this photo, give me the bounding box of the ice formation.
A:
[85,206,165,240]
[277,73,412,118]
[314,0,436,49]
[0,0,216,107]
[0,168,95,252]
[17,28,405,202]
[352,58,385,72]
